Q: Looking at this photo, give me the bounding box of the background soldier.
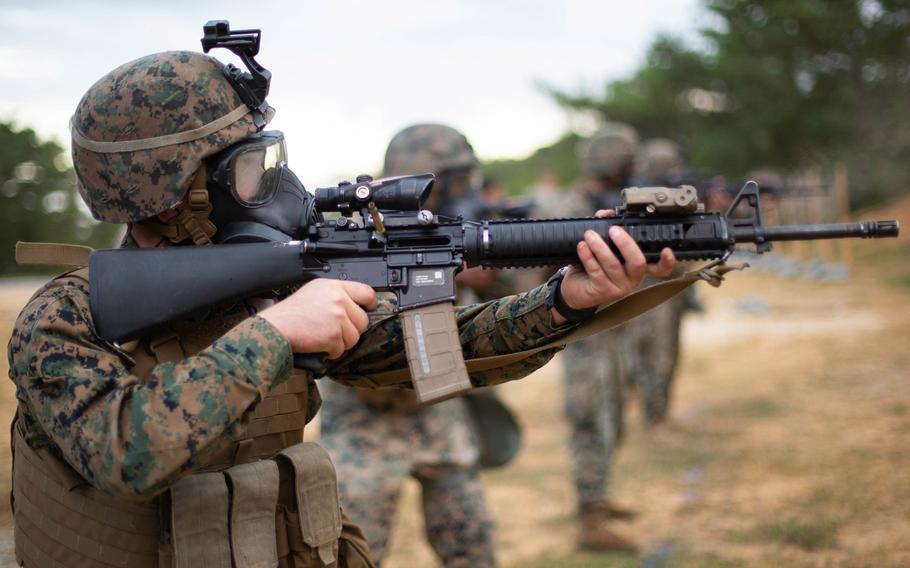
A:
[320,124,502,568]
[629,138,702,425]
[562,122,642,552]
[7,42,675,567]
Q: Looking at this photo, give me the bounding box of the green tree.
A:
[482,132,581,196]
[0,122,120,275]
[551,0,910,206]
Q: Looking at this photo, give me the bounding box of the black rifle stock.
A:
[89,178,899,403]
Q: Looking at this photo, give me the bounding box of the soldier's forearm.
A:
[88,316,294,499]
[327,284,573,387]
[457,283,574,359]
[12,284,293,500]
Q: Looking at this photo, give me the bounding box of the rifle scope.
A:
[315,173,434,214]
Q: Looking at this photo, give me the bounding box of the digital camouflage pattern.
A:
[576,122,640,178]
[324,282,537,568]
[320,380,494,567]
[8,273,292,498]
[622,280,687,425]
[72,51,271,223]
[562,133,639,511]
[324,124,513,566]
[562,329,626,507]
[630,141,697,425]
[8,272,568,500]
[383,124,478,177]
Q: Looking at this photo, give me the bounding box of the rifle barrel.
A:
[733,220,899,243]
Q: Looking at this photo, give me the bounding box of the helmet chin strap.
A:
[139,167,217,245]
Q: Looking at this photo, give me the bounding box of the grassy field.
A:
[0,198,908,567]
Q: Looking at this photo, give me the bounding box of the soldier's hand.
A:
[554,209,676,324]
[259,280,378,359]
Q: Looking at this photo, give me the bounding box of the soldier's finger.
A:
[345,300,370,334]
[594,209,616,218]
[577,239,607,286]
[340,319,361,353]
[341,281,379,311]
[609,226,646,284]
[589,229,630,290]
[326,326,346,359]
[646,247,677,278]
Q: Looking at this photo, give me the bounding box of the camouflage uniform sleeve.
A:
[327,282,569,388]
[8,276,293,501]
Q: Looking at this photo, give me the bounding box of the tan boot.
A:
[578,505,638,552]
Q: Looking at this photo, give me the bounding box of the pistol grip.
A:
[400,302,472,405]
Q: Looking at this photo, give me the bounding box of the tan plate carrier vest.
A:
[11,267,373,568]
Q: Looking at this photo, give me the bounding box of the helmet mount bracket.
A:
[201,20,272,129]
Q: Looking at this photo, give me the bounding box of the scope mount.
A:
[201,20,272,129]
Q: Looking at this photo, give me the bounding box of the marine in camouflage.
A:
[630,139,698,425]
[321,124,503,567]
[562,123,640,515]
[621,280,687,425]
[71,51,272,223]
[561,333,626,507]
[8,270,568,500]
[320,380,494,567]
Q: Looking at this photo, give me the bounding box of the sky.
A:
[0,0,703,188]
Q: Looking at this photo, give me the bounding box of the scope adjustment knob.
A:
[356,174,373,183]
[354,185,371,200]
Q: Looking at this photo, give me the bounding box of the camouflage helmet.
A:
[577,122,640,178]
[637,138,683,182]
[383,123,478,177]
[71,50,274,223]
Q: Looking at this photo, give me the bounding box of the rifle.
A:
[88,175,899,403]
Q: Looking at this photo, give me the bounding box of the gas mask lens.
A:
[211,131,288,206]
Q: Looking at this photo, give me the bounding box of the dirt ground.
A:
[0,199,907,567]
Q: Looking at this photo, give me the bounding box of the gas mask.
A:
[206,131,320,243]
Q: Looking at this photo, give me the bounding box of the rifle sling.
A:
[15,241,92,267]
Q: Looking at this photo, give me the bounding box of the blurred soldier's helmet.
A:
[384,123,480,214]
[577,122,640,178]
[383,123,478,177]
[71,51,275,225]
[637,138,683,182]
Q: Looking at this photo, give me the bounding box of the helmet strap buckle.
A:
[137,169,217,246]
